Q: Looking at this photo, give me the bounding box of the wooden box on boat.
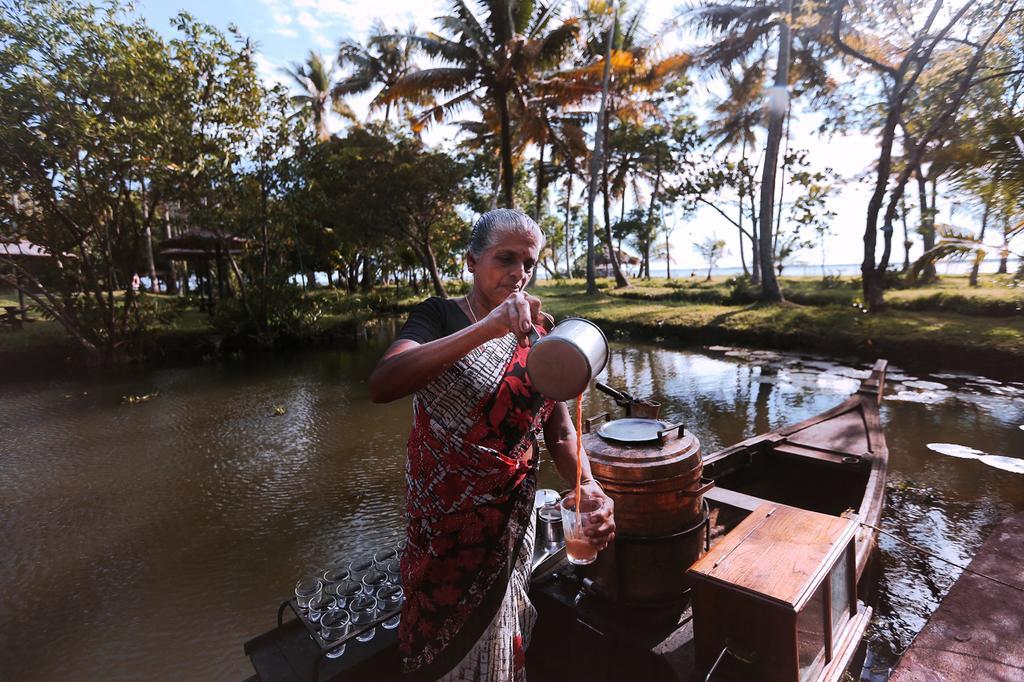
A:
[688,503,869,682]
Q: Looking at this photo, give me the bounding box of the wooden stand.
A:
[687,503,870,682]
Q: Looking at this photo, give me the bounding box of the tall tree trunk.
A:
[564,174,574,278]
[144,223,158,293]
[998,217,1009,274]
[535,141,546,221]
[915,169,936,281]
[496,90,515,208]
[970,201,989,287]
[757,0,791,303]
[772,108,793,256]
[750,190,761,284]
[361,253,374,293]
[738,140,750,278]
[529,141,546,288]
[163,208,178,295]
[665,230,671,280]
[647,148,663,282]
[602,154,629,288]
[419,240,447,298]
[585,1,617,295]
[901,194,911,272]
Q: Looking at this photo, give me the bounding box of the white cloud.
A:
[296,11,320,30]
[272,12,293,25]
[271,26,299,37]
[312,33,335,49]
[253,52,289,90]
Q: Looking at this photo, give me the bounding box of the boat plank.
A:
[890,512,1024,682]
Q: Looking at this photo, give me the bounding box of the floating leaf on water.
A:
[987,385,1024,397]
[797,360,840,372]
[272,405,286,416]
[832,367,872,379]
[889,390,953,404]
[926,443,985,459]
[816,374,860,393]
[121,391,159,405]
[903,380,949,391]
[979,455,1024,475]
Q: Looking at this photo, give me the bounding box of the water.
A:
[2,324,1023,680]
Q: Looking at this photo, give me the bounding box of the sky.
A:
[133,0,997,273]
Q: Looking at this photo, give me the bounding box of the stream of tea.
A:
[1,323,1022,680]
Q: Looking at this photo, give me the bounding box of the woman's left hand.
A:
[581,481,616,549]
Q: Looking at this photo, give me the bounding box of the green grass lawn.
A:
[2,275,1022,376]
[535,277,1024,376]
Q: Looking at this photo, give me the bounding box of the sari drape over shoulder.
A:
[399,326,554,678]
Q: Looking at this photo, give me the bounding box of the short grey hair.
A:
[467,208,545,258]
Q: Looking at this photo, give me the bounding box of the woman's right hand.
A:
[481,292,543,346]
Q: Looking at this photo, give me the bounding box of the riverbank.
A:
[2,274,1022,380]
[538,276,1024,379]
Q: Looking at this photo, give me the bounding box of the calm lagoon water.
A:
[2,323,1022,680]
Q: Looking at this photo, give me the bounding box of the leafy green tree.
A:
[694,236,728,281]
[830,0,1020,310]
[0,2,270,359]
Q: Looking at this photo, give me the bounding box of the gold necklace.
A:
[465,292,479,323]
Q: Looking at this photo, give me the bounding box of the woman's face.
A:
[468,230,541,308]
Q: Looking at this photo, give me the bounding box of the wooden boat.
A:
[244,359,890,682]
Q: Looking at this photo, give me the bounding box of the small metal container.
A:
[537,502,564,553]
[527,318,609,401]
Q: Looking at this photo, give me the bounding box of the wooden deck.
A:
[890,512,1024,682]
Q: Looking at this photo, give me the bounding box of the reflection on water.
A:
[1,327,1022,680]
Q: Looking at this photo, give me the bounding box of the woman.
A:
[369,209,615,680]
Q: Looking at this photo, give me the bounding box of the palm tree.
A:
[578,2,692,289]
[284,51,354,142]
[706,59,767,281]
[386,1,580,208]
[681,0,835,301]
[333,22,429,124]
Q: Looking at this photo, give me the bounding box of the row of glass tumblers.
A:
[294,546,404,659]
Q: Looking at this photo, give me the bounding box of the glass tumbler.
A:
[383,559,401,585]
[333,579,362,609]
[306,594,336,623]
[348,596,379,642]
[376,585,404,629]
[294,576,323,609]
[560,491,606,566]
[320,608,352,659]
[348,557,374,583]
[373,547,398,569]
[322,566,350,592]
[361,570,388,596]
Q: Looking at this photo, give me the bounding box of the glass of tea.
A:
[559,491,606,566]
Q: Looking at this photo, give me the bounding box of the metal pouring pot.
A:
[526,317,609,401]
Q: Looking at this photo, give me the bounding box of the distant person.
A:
[131,273,141,293]
[369,209,615,680]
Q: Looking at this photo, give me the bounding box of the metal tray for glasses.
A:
[264,596,402,681]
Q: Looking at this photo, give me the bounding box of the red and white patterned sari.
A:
[399,325,554,679]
